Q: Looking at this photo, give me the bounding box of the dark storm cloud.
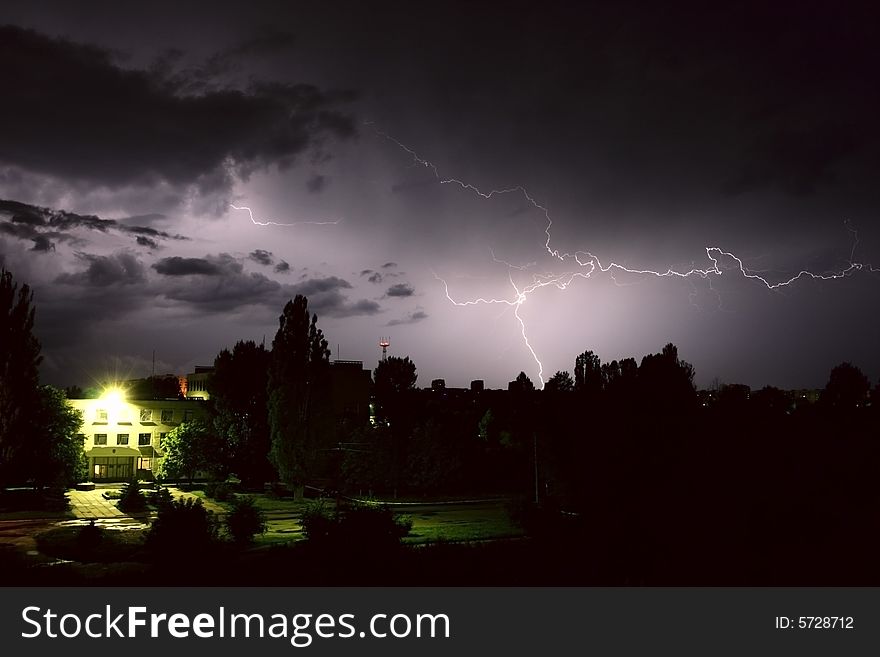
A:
[0,218,78,248]
[227,28,297,57]
[136,236,159,250]
[150,256,379,317]
[386,283,415,297]
[55,251,146,287]
[306,173,328,193]
[274,260,290,273]
[387,310,428,326]
[722,123,858,197]
[31,235,55,252]
[382,263,397,269]
[368,273,383,284]
[159,270,282,312]
[291,275,351,295]
[153,253,241,277]
[119,213,167,227]
[0,199,189,243]
[191,28,299,82]
[0,221,37,240]
[126,225,188,241]
[249,249,275,266]
[0,25,357,201]
[282,275,382,318]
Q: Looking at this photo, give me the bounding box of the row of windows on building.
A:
[92,408,194,423]
[80,432,167,446]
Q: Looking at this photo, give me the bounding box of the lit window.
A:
[94,433,108,445]
[183,409,194,422]
[138,457,152,470]
[140,408,152,422]
[116,433,129,445]
[161,409,173,423]
[96,408,108,422]
[138,433,151,446]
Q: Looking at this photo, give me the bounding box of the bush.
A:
[78,519,102,551]
[225,496,267,544]
[146,497,218,559]
[117,480,147,513]
[301,501,412,552]
[205,481,235,501]
[146,483,173,509]
[300,501,335,542]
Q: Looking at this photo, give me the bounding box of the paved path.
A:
[68,488,125,519]
[66,487,227,522]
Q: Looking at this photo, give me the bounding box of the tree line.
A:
[0,268,85,489]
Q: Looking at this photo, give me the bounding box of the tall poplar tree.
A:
[267,295,331,499]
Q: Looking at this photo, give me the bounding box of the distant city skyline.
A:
[1,2,879,392]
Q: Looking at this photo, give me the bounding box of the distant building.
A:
[470,380,484,392]
[68,396,207,482]
[185,366,214,400]
[431,378,446,391]
[719,383,751,405]
[330,360,371,425]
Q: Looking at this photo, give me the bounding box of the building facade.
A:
[68,397,208,482]
[184,366,214,400]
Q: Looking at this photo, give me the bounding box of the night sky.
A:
[1,1,879,391]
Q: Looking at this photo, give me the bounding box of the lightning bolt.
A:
[230,204,341,226]
[375,125,879,389]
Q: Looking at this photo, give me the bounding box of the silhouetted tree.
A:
[373,356,417,424]
[128,375,181,400]
[372,356,418,497]
[64,385,84,399]
[0,268,42,487]
[545,370,574,393]
[751,386,790,416]
[821,362,870,409]
[209,340,273,485]
[600,360,621,391]
[267,295,332,499]
[574,350,602,394]
[637,343,696,407]
[509,371,535,393]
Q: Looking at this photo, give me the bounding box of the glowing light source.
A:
[100,387,126,415]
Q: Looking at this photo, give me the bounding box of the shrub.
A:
[300,501,335,542]
[146,483,174,509]
[225,496,267,544]
[78,519,102,551]
[301,501,412,552]
[146,497,218,559]
[117,480,147,513]
[205,481,235,501]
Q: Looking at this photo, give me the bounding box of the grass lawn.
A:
[404,504,523,544]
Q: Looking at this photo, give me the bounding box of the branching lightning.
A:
[374,125,878,388]
[230,204,341,226]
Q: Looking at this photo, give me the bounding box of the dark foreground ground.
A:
[3,519,879,587]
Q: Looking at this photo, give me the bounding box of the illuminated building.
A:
[185,366,214,400]
[68,389,207,482]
